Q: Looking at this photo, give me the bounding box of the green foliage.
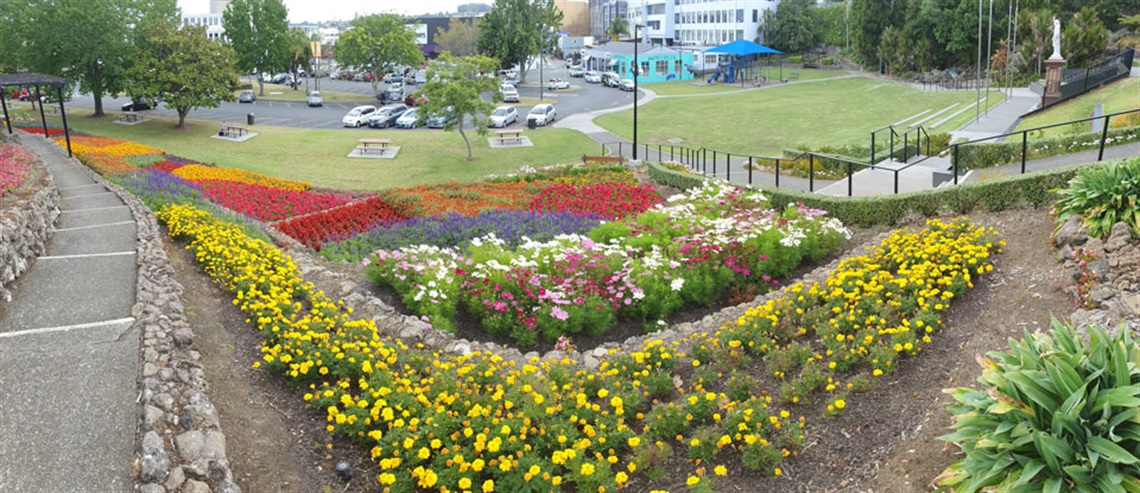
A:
[955,126,1140,170]
[647,160,1090,227]
[419,53,502,161]
[222,0,292,94]
[1052,157,1140,239]
[1063,7,1111,69]
[434,18,481,57]
[127,22,240,128]
[607,18,630,41]
[938,320,1140,493]
[335,14,424,86]
[767,0,817,55]
[477,0,562,78]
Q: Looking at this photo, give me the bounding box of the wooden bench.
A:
[494,129,525,145]
[356,138,391,154]
[223,124,248,138]
[118,112,140,123]
[581,155,625,165]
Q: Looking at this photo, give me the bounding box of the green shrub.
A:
[938,320,1140,493]
[785,55,804,64]
[820,56,836,65]
[955,126,1140,170]
[1052,157,1140,239]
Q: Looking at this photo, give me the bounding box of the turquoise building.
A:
[582,43,695,83]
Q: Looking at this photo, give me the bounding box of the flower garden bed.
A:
[0,143,35,196]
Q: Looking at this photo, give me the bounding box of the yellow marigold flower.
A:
[482,479,495,492]
[615,471,628,484]
[774,467,782,476]
[580,463,595,476]
[686,475,700,486]
[714,465,727,476]
[835,399,845,410]
[459,477,472,489]
[628,437,641,447]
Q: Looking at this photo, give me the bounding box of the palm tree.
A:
[607,18,629,41]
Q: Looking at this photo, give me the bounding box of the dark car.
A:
[367,104,409,129]
[121,98,156,111]
[426,106,457,128]
[238,90,256,103]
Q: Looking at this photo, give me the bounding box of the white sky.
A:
[177,0,476,22]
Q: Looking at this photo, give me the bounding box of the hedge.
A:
[647,159,1114,227]
[954,126,1139,170]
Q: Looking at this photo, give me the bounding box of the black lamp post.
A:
[633,24,644,161]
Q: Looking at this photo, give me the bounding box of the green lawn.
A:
[1015,77,1140,137]
[647,69,850,96]
[595,76,989,156]
[929,89,1007,134]
[46,110,597,190]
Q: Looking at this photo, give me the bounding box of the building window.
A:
[675,59,682,75]
[752,9,758,22]
[641,61,650,77]
[737,9,743,22]
[656,60,667,75]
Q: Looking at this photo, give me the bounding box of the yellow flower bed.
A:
[158,203,1001,492]
[57,136,163,157]
[172,164,310,191]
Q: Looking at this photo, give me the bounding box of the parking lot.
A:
[66,58,641,132]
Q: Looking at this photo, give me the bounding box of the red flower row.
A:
[148,160,187,174]
[274,196,409,249]
[196,180,351,222]
[528,183,662,220]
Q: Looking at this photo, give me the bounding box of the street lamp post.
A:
[633,24,644,161]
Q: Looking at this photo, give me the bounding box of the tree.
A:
[417,54,501,161]
[607,18,630,41]
[1063,7,1109,68]
[435,18,481,56]
[223,0,291,96]
[287,27,314,88]
[336,14,424,94]
[477,0,562,82]
[1018,9,1053,75]
[1,0,175,117]
[768,0,816,54]
[127,22,239,129]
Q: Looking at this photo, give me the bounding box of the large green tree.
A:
[850,0,902,67]
[435,18,481,56]
[767,0,816,54]
[606,18,630,41]
[287,27,314,89]
[336,14,424,94]
[477,0,562,82]
[223,0,291,96]
[0,0,176,116]
[1062,7,1110,68]
[1018,9,1054,75]
[127,22,239,129]
[417,54,501,161]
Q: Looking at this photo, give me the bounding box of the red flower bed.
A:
[529,183,661,220]
[148,160,188,174]
[196,180,351,222]
[16,127,66,137]
[274,196,409,249]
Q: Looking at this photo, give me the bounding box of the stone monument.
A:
[1043,16,1066,106]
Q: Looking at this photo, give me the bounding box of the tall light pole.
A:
[985,0,993,117]
[633,24,644,161]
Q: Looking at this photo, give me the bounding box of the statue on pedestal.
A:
[1050,16,1063,60]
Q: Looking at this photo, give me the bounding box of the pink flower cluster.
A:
[0,144,34,196]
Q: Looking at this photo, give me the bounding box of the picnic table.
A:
[356,138,391,154]
[494,129,526,145]
[223,124,248,138]
[118,112,141,123]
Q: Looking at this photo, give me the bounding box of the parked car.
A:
[342,105,377,127]
[387,82,405,101]
[395,108,422,129]
[414,70,427,85]
[502,74,519,87]
[619,79,636,91]
[121,98,157,111]
[426,107,457,128]
[500,84,519,103]
[383,73,403,84]
[568,65,585,77]
[584,71,602,84]
[307,91,323,107]
[526,103,556,126]
[547,78,570,90]
[488,106,518,128]
[603,72,622,87]
[367,104,409,129]
[237,90,256,103]
[270,73,290,84]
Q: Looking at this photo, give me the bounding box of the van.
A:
[307,91,322,107]
[603,72,622,88]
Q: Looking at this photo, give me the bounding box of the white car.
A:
[488,106,518,128]
[500,84,519,103]
[395,108,422,129]
[342,105,377,127]
[526,104,556,126]
[620,79,636,92]
[547,78,570,90]
[568,65,585,77]
[584,71,602,84]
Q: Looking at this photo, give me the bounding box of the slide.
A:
[707,71,721,84]
[724,66,735,84]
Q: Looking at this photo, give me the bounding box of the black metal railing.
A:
[601,107,1139,196]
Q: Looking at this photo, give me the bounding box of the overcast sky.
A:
[177,0,477,22]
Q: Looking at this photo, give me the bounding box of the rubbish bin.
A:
[527,118,537,130]
[247,113,255,125]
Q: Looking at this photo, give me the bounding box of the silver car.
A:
[488,106,518,128]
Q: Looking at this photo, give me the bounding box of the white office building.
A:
[621,0,778,46]
[181,0,229,40]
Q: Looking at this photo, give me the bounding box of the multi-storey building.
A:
[180,0,229,41]
[589,0,629,41]
[593,0,778,46]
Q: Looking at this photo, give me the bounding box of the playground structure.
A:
[693,40,784,86]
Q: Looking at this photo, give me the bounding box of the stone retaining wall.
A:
[0,133,60,303]
[34,136,239,493]
[1053,216,1140,335]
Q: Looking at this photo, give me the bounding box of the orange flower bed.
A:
[81,152,137,175]
[172,164,310,191]
[378,181,538,217]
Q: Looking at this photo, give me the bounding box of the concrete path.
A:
[0,136,139,492]
[950,87,1042,143]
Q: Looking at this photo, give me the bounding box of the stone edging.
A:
[0,133,60,302]
[1053,216,1140,335]
[30,135,239,493]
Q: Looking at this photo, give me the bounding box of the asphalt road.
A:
[64,60,639,132]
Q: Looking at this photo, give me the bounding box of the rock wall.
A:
[1053,216,1140,335]
[0,133,60,302]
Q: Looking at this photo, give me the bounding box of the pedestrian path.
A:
[0,135,139,492]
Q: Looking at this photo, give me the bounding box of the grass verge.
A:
[1015,78,1140,137]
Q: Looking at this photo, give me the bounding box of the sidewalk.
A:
[950,87,1041,142]
[0,136,139,491]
